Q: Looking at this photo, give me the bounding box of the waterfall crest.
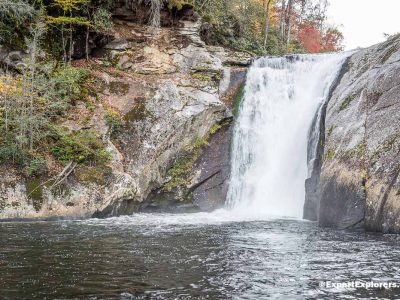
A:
[227,53,349,218]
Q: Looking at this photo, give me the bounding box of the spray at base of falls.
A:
[227,53,350,219]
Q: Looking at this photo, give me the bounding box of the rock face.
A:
[191,123,233,211]
[315,35,400,232]
[0,19,250,220]
[303,57,351,222]
[0,46,27,70]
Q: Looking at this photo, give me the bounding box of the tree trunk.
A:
[61,11,67,63]
[286,0,293,50]
[280,0,286,37]
[319,0,328,31]
[29,26,39,150]
[61,27,67,62]
[150,0,161,28]
[85,26,90,60]
[263,0,273,49]
[69,11,73,62]
[299,0,306,24]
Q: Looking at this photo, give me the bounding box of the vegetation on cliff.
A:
[0,0,342,179]
[191,0,343,55]
[1,0,342,57]
[141,0,343,55]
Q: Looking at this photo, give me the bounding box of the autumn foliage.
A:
[298,24,322,53]
[298,23,344,53]
[321,27,344,52]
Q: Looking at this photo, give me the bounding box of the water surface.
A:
[1,212,399,299]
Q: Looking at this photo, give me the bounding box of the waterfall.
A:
[227,53,349,218]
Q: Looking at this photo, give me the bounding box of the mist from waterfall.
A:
[227,53,349,218]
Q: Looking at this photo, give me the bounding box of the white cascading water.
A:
[227,53,349,219]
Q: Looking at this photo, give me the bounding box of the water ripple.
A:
[0,214,399,299]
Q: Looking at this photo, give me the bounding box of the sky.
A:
[327,0,400,50]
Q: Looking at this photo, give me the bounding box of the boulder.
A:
[0,46,26,70]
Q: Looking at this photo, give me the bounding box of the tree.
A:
[298,23,322,53]
[284,0,294,50]
[82,2,113,59]
[263,0,274,49]
[0,0,34,19]
[279,0,286,37]
[0,14,90,167]
[27,18,47,150]
[150,0,162,27]
[0,0,35,44]
[321,27,344,52]
[46,0,90,62]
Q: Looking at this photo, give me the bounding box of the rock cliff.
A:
[0,19,250,220]
[315,35,400,232]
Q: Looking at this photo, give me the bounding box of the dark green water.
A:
[1,212,400,299]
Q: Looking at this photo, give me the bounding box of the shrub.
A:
[0,145,26,166]
[0,62,93,174]
[24,156,47,176]
[0,0,35,45]
[53,66,91,105]
[105,109,124,138]
[52,129,111,164]
[93,8,113,32]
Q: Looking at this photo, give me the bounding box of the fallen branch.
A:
[27,161,77,198]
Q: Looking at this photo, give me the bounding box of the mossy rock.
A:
[210,118,233,135]
[164,154,195,191]
[381,45,397,64]
[106,108,124,138]
[124,99,151,123]
[163,137,210,191]
[26,179,43,212]
[108,81,130,96]
[191,72,213,82]
[327,126,334,137]
[371,134,399,159]
[339,95,355,111]
[233,85,245,117]
[75,165,112,186]
[366,91,383,107]
[324,149,336,161]
[191,71,222,87]
[210,123,222,135]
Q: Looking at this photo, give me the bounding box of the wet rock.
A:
[303,57,351,221]
[191,121,233,211]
